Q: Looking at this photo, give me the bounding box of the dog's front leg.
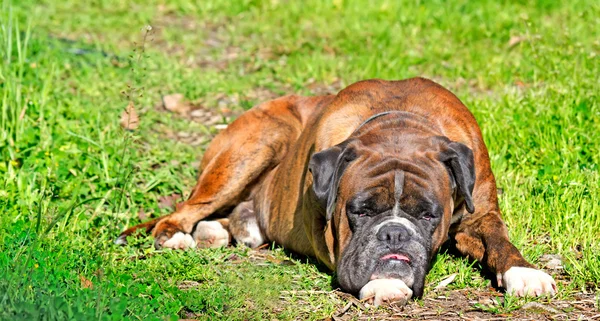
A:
[452,211,557,297]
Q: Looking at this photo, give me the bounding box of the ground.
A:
[0,0,599,320]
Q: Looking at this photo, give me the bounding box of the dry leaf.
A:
[162,93,191,114]
[177,280,203,290]
[434,273,457,290]
[508,34,541,48]
[514,80,528,88]
[508,35,526,48]
[19,105,28,120]
[158,193,182,210]
[79,275,94,289]
[138,208,148,221]
[120,101,139,130]
[540,254,564,270]
[522,302,559,314]
[190,109,208,118]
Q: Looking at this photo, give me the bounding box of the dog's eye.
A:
[348,210,370,218]
[422,214,433,221]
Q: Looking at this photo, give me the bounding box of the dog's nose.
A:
[377,224,413,246]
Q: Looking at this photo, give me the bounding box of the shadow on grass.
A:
[438,238,504,292]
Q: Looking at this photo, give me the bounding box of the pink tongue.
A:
[381,253,410,262]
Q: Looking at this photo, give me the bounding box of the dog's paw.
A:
[153,219,186,249]
[499,267,557,297]
[359,279,413,307]
[193,221,230,248]
[232,220,265,248]
[114,234,128,245]
[161,232,196,250]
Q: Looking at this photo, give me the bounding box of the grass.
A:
[1,0,599,319]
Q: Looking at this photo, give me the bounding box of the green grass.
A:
[1,0,599,319]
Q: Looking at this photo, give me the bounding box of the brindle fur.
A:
[118,77,534,294]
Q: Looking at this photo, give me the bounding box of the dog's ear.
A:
[438,140,476,213]
[309,143,356,221]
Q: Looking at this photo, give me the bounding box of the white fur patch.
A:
[359,279,413,307]
[161,232,196,250]
[235,221,264,248]
[374,217,418,236]
[500,267,557,297]
[193,221,230,248]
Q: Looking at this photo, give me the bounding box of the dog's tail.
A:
[114,215,168,245]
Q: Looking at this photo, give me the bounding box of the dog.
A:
[117,77,556,305]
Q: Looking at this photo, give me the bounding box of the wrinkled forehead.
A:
[353,129,438,154]
[339,157,449,212]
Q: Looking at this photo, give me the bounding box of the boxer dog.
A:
[117,78,556,305]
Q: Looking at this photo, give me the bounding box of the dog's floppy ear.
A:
[438,140,476,213]
[309,143,356,221]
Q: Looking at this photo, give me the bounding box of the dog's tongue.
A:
[381,253,410,262]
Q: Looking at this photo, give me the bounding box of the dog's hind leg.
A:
[191,201,264,249]
[151,139,277,249]
[116,95,332,249]
[228,200,265,248]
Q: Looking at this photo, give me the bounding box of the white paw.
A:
[359,279,413,307]
[193,221,230,248]
[114,235,127,245]
[161,232,196,250]
[234,221,265,248]
[499,267,557,297]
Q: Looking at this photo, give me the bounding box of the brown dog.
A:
[117,78,556,305]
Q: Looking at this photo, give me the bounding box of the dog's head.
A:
[308,115,475,297]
